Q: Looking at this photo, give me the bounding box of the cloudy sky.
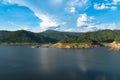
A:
[0,0,120,32]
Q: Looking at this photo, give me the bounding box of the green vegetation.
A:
[40,30,79,41]
[0,29,120,44]
[61,30,120,44]
[0,30,57,44]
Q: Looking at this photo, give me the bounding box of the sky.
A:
[0,0,120,32]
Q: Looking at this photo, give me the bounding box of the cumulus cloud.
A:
[94,0,120,10]
[36,14,63,31]
[111,6,117,10]
[68,0,89,7]
[77,13,94,27]
[70,7,76,13]
[77,13,118,32]
[65,7,76,13]
[113,0,120,4]
[76,23,118,32]
[90,23,117,31]
[96,23,117,30]
[94,3,109,10]
[34,13,60,31]
[65,0,90,13]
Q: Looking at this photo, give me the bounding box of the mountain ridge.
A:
[0,29,120,44]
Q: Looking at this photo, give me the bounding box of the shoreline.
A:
[0,43,39,46]
[102,42,120,50]
[31,42,120,50]
[31,42,104,49]
[1,42,120,50]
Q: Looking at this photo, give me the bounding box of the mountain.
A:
[0,30,57,44]
[61,29,120,43]
[0,30,80,44]
[40,30,80,41]
[0,29,120,44]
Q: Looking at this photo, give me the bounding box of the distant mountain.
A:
[41,30,59,33]
[40,30,80,41]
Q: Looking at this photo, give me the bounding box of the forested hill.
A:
[0,30,78,44]
[61,30,120,43]
[40,30,79,41]
[0,29,120,44]
[0,30,56,43]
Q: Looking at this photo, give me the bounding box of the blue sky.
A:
[0,0,120,32]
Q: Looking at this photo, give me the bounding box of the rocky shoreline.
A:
[103,42,120,50]
[32,42,103,49]
[31,44,52,48]
[50,43,102,48]
[31,42,120,50]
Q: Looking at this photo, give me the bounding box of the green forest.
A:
[0,29,120,44]
[61,30,120,43]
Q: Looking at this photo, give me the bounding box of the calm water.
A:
[0,46,120,80]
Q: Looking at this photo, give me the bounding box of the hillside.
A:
[0,29,120,45]
[61,30,120,44]
[0,30,56,44]
[40,30,79,42]
[0,30,78,44]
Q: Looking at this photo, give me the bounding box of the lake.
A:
[0,46,120,80]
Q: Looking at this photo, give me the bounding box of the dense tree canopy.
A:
[0,29,120,44]
[61,30,120,43]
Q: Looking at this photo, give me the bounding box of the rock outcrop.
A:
[50,43,102,48]
[31,42,120,50]
[103,42,120,50]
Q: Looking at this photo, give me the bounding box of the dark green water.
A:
[0,46,120,80]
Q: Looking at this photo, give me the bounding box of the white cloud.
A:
[65,7,76,13]
[2,0,64,31]
[68,0,82,7]
[34,13,60,31]
[76,23,118,32]
[113,0,120,4]
[94,0,120,10]
[96,23,117,30]
[65,0,90,13]
[77,13,94,27]
[68,0,89,7]
[94,3,109,10]
[70,7,76,13]
[85,23,117,32]
[111,6,117,10]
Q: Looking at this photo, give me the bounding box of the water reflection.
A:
[0,46,120,80]
[37,48,120,80]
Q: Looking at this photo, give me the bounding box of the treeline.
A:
[0,30,57,43]
[61,30,120,43]
[0,30,76,44]
[0,29,120,44]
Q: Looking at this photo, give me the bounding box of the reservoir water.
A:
[0,46,120,80]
